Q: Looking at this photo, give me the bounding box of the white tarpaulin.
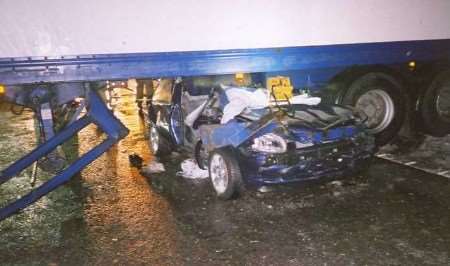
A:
[177,159,209,179]
[220,87,321,124]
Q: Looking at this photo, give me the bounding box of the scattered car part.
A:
[129,153,144,169]
[140,161,166,175]
[178,159,209,179]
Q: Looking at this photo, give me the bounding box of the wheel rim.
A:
[436,83,450,123]
[150,126,159,153]
[355,89,395,133]
[210,153,228,194]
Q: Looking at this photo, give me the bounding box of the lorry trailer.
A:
[1,0,450,220]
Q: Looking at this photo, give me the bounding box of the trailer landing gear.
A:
[0,88,128,221]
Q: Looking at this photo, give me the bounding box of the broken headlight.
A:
[251,133,287,153]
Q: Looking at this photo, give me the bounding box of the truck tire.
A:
[208,149,244,200]
[342,73,407,146]
[149,124,172,156]
[418,69,450,137]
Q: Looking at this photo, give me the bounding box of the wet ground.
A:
[379,135,450,179]
[0,92,449,265]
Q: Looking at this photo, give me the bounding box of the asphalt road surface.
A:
[0,91,449,265]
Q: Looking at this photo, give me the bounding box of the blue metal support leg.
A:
[0,116,91,184]
[35,102,66,173]
[0,89,129,221]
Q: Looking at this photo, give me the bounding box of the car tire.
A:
[342,73,407,146]
[149,123,172,156]
[208,149,244,200]
[195,141,208,170]
[418,69,450,137]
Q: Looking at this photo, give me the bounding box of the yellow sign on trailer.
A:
[267,76,293,102]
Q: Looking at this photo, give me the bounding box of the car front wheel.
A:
[208,149,243,199]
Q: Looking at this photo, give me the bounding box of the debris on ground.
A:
[177,159,209,179]
[170,151,181,158]
[140,161,166,174]
[257,186,273,193]
[328,180,343,187]
[128,153,144,169]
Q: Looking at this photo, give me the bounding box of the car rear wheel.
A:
[208,149,243,199]
[342,73,407,146]
[149,124,172,156]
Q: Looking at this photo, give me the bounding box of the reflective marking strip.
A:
[376,155,450,179]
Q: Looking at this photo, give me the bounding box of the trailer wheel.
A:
[208,149,243,200]
[419,69,450,137]
[342,73,407,146]
[149,124,172,156]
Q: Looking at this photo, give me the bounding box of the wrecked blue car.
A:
[148,80,375,199]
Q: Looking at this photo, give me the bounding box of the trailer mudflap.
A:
[0,90,129,221]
